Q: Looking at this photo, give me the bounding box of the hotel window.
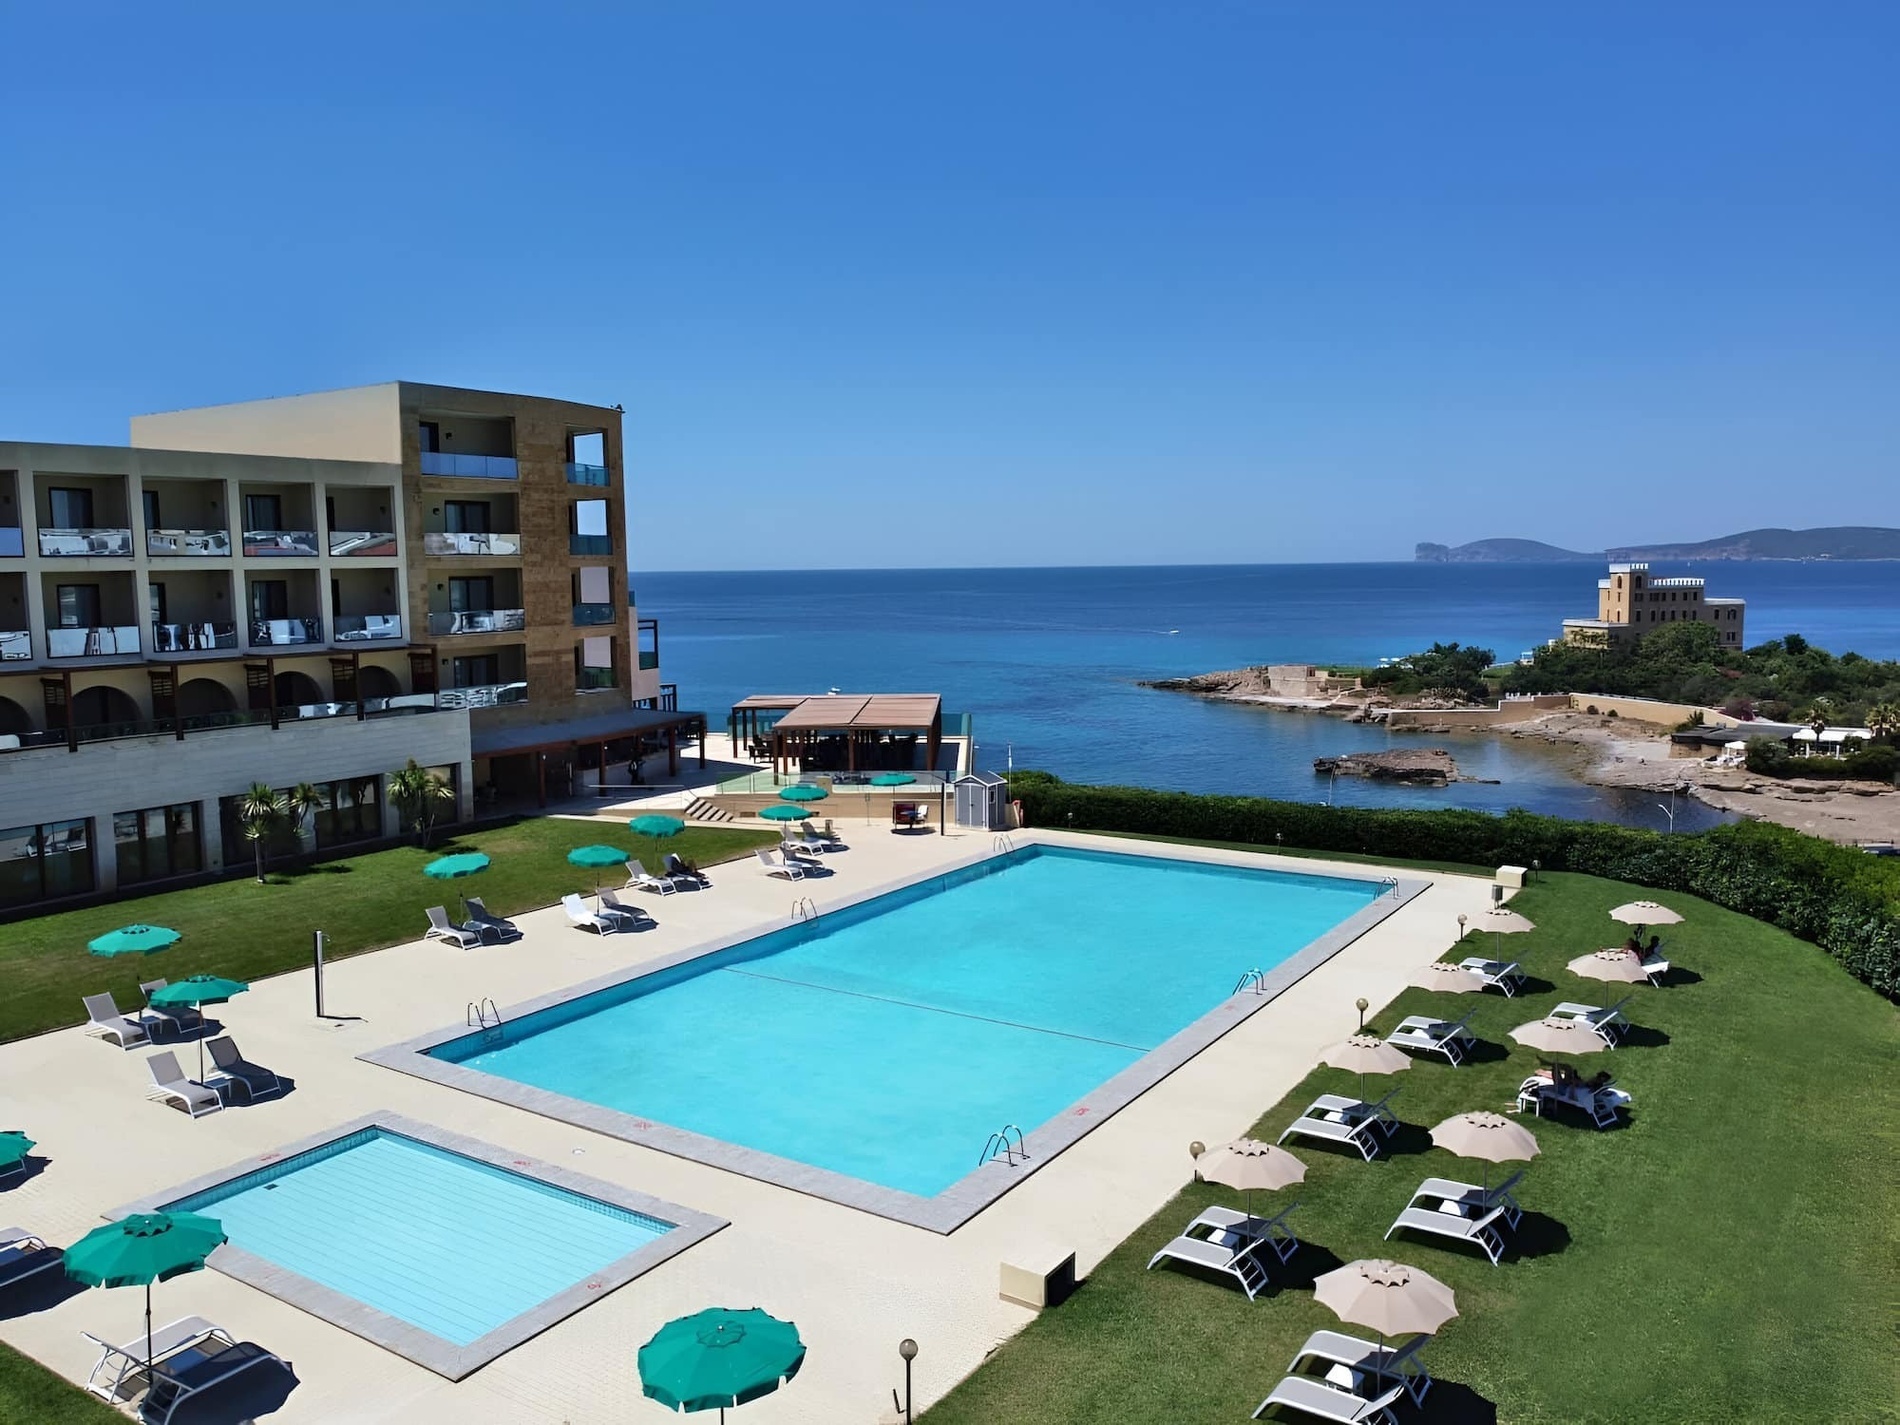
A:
[314,776,381,849]
[0,818,94,909]
[113,803,201,887]
[48,487,95,528]
[444,500,490,534]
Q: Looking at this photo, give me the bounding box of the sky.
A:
[1,2,1896,569]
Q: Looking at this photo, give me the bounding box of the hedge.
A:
[1007,770,1900,999]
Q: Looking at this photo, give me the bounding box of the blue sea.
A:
[639,562,1900,831]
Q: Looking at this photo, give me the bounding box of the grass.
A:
[0,817,776,1045]
[923,870,1900,1424]
[0,1346,123,1424]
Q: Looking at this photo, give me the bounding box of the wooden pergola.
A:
[762,694,942,778]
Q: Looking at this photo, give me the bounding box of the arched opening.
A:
[177,678,239,721]
[357,664,402,703]
[0,696,35,738]
[70,685,141,732]
[273,670,326,710]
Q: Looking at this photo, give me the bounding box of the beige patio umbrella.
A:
[1195,1138,1306,1222]
[1470,906,1535,960]
[1568,948,1653,985]
[1431,1110,1540,1192]
[1313,1258,1458,1346]
[1609,900,1683,928]
[1410,961,1483,993]
[1318,1034,1412,1103]
[1509,1017,1607,1056]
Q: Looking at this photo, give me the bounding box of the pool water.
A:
[165,1129,671,1346]
[437,846,1383,1197]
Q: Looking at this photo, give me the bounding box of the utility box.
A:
[954,772,1009,830]
[999,1247,1077,1310]
[1497,865,1529,889]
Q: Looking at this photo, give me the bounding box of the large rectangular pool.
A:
[419,845,1396,1213]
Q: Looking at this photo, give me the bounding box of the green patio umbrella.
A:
[638,1307,806,1422]
[0,1131,35,1174]
[629,815,687,872]
[778,784,828,802]
[87,925,182,957]
[757,804,810,823]
[149,975,249,1081]
[64,1211,227,1382]
[870,772,916,825]
[567,843,628,899]
[423,851,490,879]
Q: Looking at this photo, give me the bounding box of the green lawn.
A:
[0,818,775,1045]
[0,1346,123,1424]
[924,871,1900,1425]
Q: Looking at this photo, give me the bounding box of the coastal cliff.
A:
[1417,526,1900,563]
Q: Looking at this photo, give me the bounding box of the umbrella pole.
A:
[146,1280,153,1378]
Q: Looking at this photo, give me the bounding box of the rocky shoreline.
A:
[1312,749,1495,785]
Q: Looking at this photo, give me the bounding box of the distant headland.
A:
[1416,526,1900,563]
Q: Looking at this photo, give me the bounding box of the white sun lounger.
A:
[145,1052,222,1118]
[561,893,617,934]
[625,859,677,894]
[1186,1202,1302,1264]
[1385,1011,1478,1065]
[1548,995,1631,1046]
[84,1316,235,1402]
[1414,1171,1525,1229]
[139,1339,291,1425]
[1252,1373,1407,1423]
[756,847,808,880]
[139,980,204,1038]
[1456,957,1526,996]
[1278,1091,1401,1161]
[424,905,481,949]
[1287,1329,1433,1408]
[1145,1231,1276,1300]
[1385,1200,1511,1266]
[1517,1074,1631,1129]
[597,889,651,930]
[793,822,844,852]
[1639,953,1670,985]
[0,1229,63,1292]
[82,993,151,1049]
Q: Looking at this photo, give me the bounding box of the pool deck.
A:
[0,826,1498,1423]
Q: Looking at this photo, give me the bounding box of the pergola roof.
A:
[771,693,941,733]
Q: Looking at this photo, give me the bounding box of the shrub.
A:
[1745,742,1898,784]
[1007,770,1900,998]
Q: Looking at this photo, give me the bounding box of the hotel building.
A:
[1561,561,1747,650]
[0,383,703,912]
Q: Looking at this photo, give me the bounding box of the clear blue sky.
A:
[2,3,1895,568]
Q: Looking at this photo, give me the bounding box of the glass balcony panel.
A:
[332,614,404,642]
[147,530,231,557]
[250,617,324,646]
[328,531,398,557]
[422,532,522,556]
[0,629,31,660]
[0,528,24,557]
[39,529,133,557]
[46,625,141,657]
[435,681,528,709]
[564,462,611,486]
[420,452,518,480]
[569,534,613,556]
[241,531,321,557]
[638,651,659,670]
[571,603,615,626]
[426,609,526,636]
[150,622,238,653]
[576,667,617,691]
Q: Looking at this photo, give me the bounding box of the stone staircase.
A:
[683,797,737,823]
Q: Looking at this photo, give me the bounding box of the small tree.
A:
[236,782,285,884]
[389,760,454,847]
[282,782,325,858]
[1867,702,1899,742]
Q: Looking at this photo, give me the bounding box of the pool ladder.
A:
[791,897,819,923]
[466,998,502,1032]
[978,1124,1029,1168]
[992,832,1017,853]
[1379,876,1401,898]
[1232,969,1268,996]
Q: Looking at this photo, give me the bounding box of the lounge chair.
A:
[0,1134,28,1185]
[1385,1010,1478,1065]
[1277,1090,1401,1162]
[84,1316,235,1402]
[140,1340,291,1425]
[1639,952,1671,986]
[1385,1200,1511,1266]
[625,859,677,895]
[1413,1171,1525,1228]
[0,1228,63,1292]
[145,1052,222,1118]
[464,896,523,942]
[1547,996,1631,1046]
[1145,1231,1275,1300]
[597,889,650,930]
[1252,1373,1407,1423]
[1187,1202,1302,1264]
[663,853,710,886]
[82,993,151,1050]
[139,980,205,1038]
[1285,1330,1433,1409]
[423,905,482,949]
[205,1038,283,1102]
[793,823,843,853]
[1517,1072,1630,1129]
[561,893,617,934]
[756,847,808,880]
[1456,957,1526,996]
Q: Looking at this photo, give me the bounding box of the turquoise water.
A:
[165,1129,671,1346]
[438,846,1382,1197]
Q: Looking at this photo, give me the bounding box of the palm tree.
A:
[236,783,285,884]
[1867,702,1900,742]
[282,782,325,858]
[1805,698,1834,736]
[389,760,455,847]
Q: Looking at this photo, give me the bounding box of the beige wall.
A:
[131,384,403,464]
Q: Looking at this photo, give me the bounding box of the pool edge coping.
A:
[109,1109,729,1381]
[360,832,1432,1235]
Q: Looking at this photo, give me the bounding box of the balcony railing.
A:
[638,650,660,670]
[242,530,321,557]
[576,666,617,691]
[420,451,518,480]
[569,534,613,556]
[1,629,30,661]
[47,625,141,657]
[565,462,611,486]
[151,622,238,653]
[147,529,231,557]
[328,531,398,557]
[422,532,522,556]
[250,617,324,646]
[333,614,404,642]
[427,608,526,636]
[572,603,615,626]
[436,681,528,709]
[0,528,24,558]
[39,528,133,557]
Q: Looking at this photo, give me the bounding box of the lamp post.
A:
[1355,996,1368,1032]
[897,1338,919,1423]
[1656,788,1678,833]
[1457,913,1467,944]
[1189,1140,1206,1181]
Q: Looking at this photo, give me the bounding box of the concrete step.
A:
[684,797,737,823]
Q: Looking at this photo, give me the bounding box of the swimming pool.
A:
[132,1115,725,1377]
[379,842,1416,1229]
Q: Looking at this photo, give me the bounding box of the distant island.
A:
[1416,526,1900,563]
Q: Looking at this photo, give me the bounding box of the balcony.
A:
[242,531,321,557]
[328,531,398,557]
[1,630,29,661]
[147,529,231,557]
[0,529,22,558]
[569,534,613,556]
[576,666,616,691]
[565,462,611,486]
[333,614,404,642]
[436,681,528,709]
[427,608,526,637]
[39,529,133,557]
[151,622,239,654]
[572,603,615,627]
[420,451,518,480]
[422,532,522,556]
[250,617,324,646]
[46,625,141,658]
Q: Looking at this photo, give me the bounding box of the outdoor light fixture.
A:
[1189,1140,1206,1181]
[894,1338,919,1423]
[1355,996,1369,1031]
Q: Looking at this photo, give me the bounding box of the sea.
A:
[639,562,1900,832]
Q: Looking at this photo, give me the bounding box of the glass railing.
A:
[328,531,398,557]
[435,681,528,709]
[565,462,611,486]
[147,529,230,557]
[46,625,141,657]
[427,608,526,636]
[572,603,615,626]
[638,650,660,670]
[249,617,324,646]
[420,451,518,480]
[0,629,30,660]
[570,534,613,556]
[576,667,617,690]
[422,532,522,556]
[39,528,133,557]
[333,614,404,642]
[151,622,238,653]
[0,528,26,557]
[242,530,321,557]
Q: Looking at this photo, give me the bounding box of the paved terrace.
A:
[0,825,1495,1423]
